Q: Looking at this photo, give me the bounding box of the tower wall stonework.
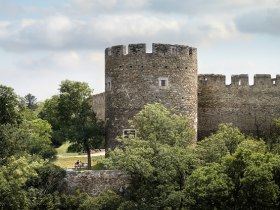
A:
[91,44,280,149]
[105,43,198,150]
[91,92,105,121]
[198,74,280,139]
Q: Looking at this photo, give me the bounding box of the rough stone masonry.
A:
[105,43,198,150]
[92,43,280,150]
[63,170,131,196]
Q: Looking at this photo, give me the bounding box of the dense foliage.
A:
[0,85,23,125]
[0,86,56,165]
[24,93,38,110]
[102,104,280,210]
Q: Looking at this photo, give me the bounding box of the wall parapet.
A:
[105,43,196,56]
[63,170,131,196]
[199,74,280,87]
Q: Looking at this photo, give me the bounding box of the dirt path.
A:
[57,150,105,158]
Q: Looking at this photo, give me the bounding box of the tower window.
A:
[123,129,136,138]
[106,78,111,91]
[158,77,169,88]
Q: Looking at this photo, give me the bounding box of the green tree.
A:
[24,93,38,110]
[268,119,280,155]
[222,139,279,209]
[0,118,56,165]
[25,163,66,210]
[25,163,66,194]
[52,80,104,169]
[105,104,199,209]
[21,118,57,159]
[130,103,194,147]
[39,95,65,147]
[79,191,125,210]
[0,84,22,125]
[187,139,280,209]
[186,163,233,209]
[0,155,44,210]
[197,124,247,163]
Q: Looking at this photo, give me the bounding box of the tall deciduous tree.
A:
[39,95,65,147]
[56,80,104,169]
[0,84,22,125]
[24,93,38,110]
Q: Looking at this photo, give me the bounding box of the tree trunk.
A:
[86,147,91,170]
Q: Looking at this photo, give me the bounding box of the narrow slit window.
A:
[106,78,112,91]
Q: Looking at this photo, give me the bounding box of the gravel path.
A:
[57,150,105,158]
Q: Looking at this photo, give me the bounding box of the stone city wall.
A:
[92,73,280,141]
[63,170,131,196]
[198,74,280,139]
[91,92,105,121]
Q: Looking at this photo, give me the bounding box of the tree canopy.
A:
[40,80,104,169]
[105,103,199,209]
[0,85,56,165]
[103,105,280,209]
[0,85,22,125]
[24,93,38,110]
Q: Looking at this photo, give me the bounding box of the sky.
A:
[0,0,280,101]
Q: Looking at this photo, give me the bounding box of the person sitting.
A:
[74,160,79,169]
[78,160,83,168]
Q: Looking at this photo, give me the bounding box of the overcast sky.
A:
[0,0,280,101]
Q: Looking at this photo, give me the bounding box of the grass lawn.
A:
[54,142,105,170]
[54,156,105,170]
[56,141,79,157]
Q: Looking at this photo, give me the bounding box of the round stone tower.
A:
[105,43,198,150]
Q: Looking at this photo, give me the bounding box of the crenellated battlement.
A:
[128,43,146,55]
[105,43,196,56]
[199,74,225,85]
[231,74,248,86]
[199,74,280,87]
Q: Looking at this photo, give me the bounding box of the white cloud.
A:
[0,13,244,52]
[235,7,280,36]
[1,0,279,101]
[95,15,179,39]
[17,51,81,70]
[68,0,148,14]
[66,0,278,16]
[0,0,55,17]
[13,51,105,100]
